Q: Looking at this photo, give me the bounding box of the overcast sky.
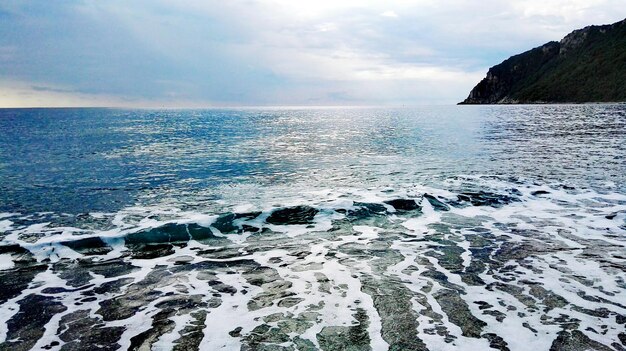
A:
[0,1,624,107]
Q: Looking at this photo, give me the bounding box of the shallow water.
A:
[0,106,625,350]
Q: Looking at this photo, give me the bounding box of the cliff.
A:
[459,18,626,104]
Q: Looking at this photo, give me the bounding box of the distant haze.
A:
[0,1,625,107]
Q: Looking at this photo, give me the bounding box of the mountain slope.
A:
[460,18,626,104]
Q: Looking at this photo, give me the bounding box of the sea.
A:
[0,105,624,350]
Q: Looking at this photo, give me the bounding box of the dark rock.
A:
[457,191,519,207]
[41,285,92,294]
[482,310,507,323]
[316,308,371,351]
[154,295,205,312]
[0,263,47,304]
[483,333,510,351]
[549,330,614,351]
[242,224,260,232]
[522,322,538,334]
[235,211,262,220]
[212,213,240,233]
[125,223,216,247]
[87,259,139,278]
[97,269,172,321]
[289,251,310,259]
[526,284,568,311]
[128,310,175,351]
[423,194,450,211]
[474,301,494,310]
[53,258,138,288]
[570,306,611,318]
[266,206,319,225]
[243,324,290,348]
[531,190,551,196]
[127,296,207,350]
[187,223,217,241]
[434,289,487,338]
[57,310,125,351]
[207,279,237,295]
[351,202,387,215]
[360,276,428,351]
[126,223,191,245]
[130,243,175,259]
[294,336,317,351]
[425,239,465,273]
[173,310,207,351]
[0,244,31,256]
[229,326,243,337]
[277,297,304,308]
[0,294,68,351]
[384,199,421,212]
[61,237,113,255]
[42,341,59,350]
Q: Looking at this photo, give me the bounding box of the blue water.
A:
[1,105,624,214]
[1,105,625,350]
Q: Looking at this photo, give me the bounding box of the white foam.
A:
[0,219,14,232]
[402,198,441,235]
[0,254,14,270]
[0,177,624,349]
[0,213,19,220]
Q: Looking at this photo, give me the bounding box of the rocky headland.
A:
[460,18,626,104]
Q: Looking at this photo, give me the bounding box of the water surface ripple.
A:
[0,106,624,350]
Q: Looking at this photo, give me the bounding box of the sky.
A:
[0,1,625,107]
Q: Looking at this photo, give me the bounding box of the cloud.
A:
[0,81,126,107]
[380,11,399,18]
[0,0,624,107]
[30,85,76,93]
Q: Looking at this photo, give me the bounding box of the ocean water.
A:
[0,106,624,350]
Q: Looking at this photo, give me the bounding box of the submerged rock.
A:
[339,203,392,227]
[0,294,68,351]
[549,330,614,351]
[456,191,519,207]
[316,309,371,351]
[173,310,207,351]
[125,223,215,245]
[360,276,428,351]
[483,333,510,351]
[211,211,262,234]
[345,202,388,220]
[128,310,176,351]
[0,263,47,304]
[212,213,239,233]
[57,310,125,351]
[1,183,624,351]
[433,289,487,338]
[242,324,290,349]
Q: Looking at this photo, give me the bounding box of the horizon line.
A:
[2,102,624,110]
[0,103,460,110]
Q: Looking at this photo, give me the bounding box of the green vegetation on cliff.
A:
[460,18,626,104]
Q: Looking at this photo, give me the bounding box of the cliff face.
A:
[460,18,626,104]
